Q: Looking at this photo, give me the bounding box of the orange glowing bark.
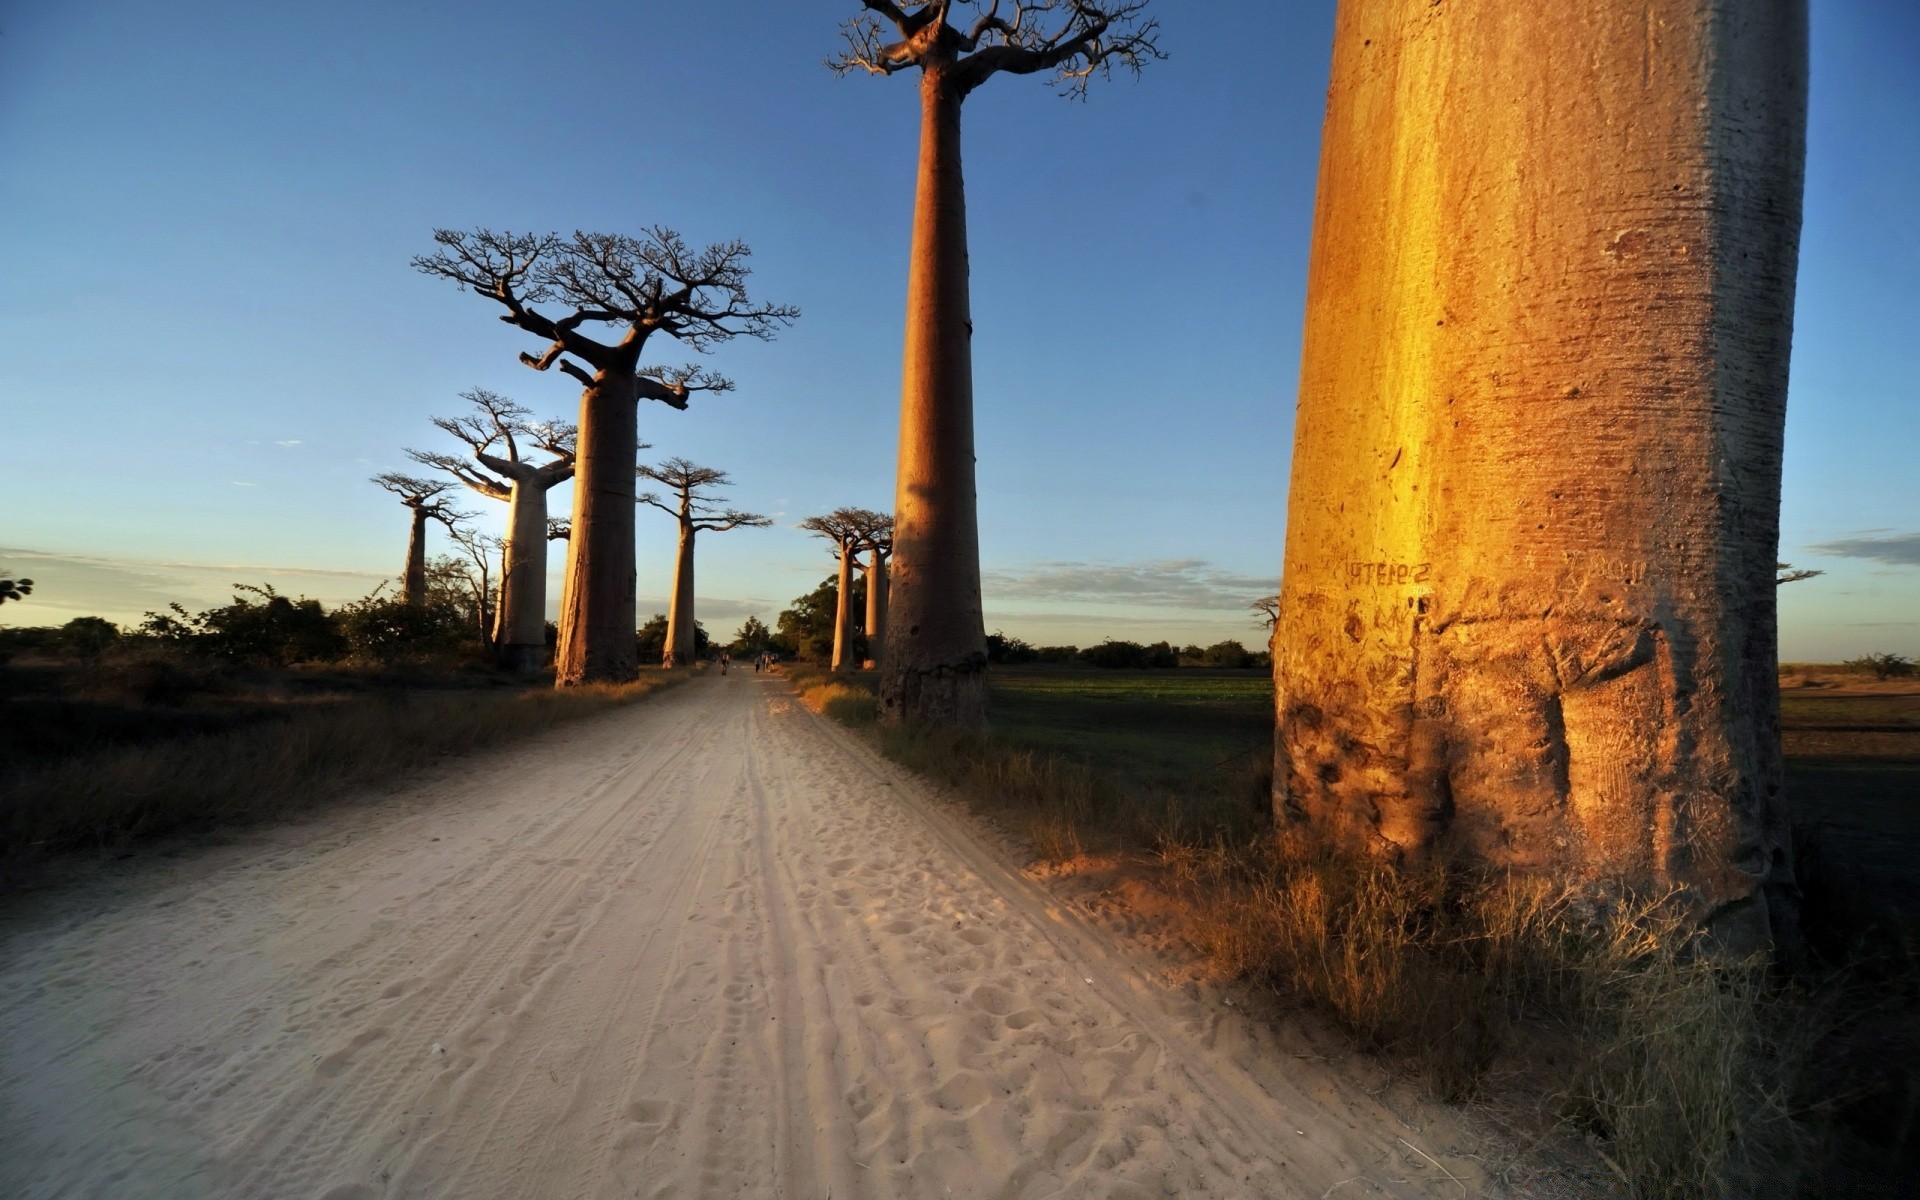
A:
[1275,0,1807,948]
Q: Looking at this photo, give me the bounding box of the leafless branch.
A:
[801,507,892,556]
[829,0,1163,99]
[416,226,796,395]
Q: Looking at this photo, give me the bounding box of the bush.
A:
[1080,639,1178,669]
[335,596,470,666]
[985,630,1038,664]
[636,613,710,664]
[141,585,346,666]
[59,616,122,658]
[1842,652,1914,680]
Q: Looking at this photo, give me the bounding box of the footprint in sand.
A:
[625,1099,672,1124]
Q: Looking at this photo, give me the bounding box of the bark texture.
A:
[496,480,553,673]
[402,508,430,607]
[1274,0,1807,949]
[665,525,697,668]
[879,67,987,726]
[556,377,640,686]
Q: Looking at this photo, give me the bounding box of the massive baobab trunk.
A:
[863,548,889,670]
[1273,0,1808,948]
[832,538,857,673]
[402,507,431,606]
[666,524,697,667]
[558,377,641,685]
[832,1,1160,727]
[882,64,988,720]
[496,481,552,671]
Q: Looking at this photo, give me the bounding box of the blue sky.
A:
[1,0,1914,658]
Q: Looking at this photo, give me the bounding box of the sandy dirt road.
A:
[1,673,1497,1199]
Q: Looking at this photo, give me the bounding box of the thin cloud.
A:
[1808,531,1920,568]
[232,481,258,487]
[983,558,1275,610]
[274,439,303,447]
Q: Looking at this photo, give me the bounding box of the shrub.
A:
[59,616,121,658]
[141,584,347,666]
[335,596,469,666]
[1842,652,1914,680]
[985,630,1038,664]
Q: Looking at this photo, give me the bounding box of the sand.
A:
[0,673,1495,1198]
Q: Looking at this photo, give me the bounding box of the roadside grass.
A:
[1,666,689,877]
[785,663,1887,1199]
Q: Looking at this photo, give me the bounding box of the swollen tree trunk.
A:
[878,65,987,726]
[402,507,430,606]
[830,543,855,673]
[1273,0,1807,949]
[556,375,640,685]
[495,480,550,673]
[664,524,696,668]
[863,552,889,670]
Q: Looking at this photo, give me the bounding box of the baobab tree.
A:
[800,508,890,672]
[1271,1,1806,948]
[372,474,464,606]
[637,458,771,668]
[408,388,576,672]
[413,228,796,686]
[831,0,1163,726]
[859,516,895,669]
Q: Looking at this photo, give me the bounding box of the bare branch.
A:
[801,507,892,555]
[637,457,768,534]
[546,518,571,541]
[829,1,1164,100]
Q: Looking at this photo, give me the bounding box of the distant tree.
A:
[730,615,772,654]
[1250,594,1279,628]
[859,514,895,669]
[59,616,121,658]
[638,458,772,667]
[776,575,867,665]
[1201,639,1255,669]
[371,474,464,605]
[414,227,796,686]
[1843,652,1914,680]
[831,0,1163,726]
[0,577,32,605]
[636,612,709,664]
[1776,562,1823,585]
[985,630,1037,664]
[409,388,576,670]
[1080,639,1176,669]
[445,525,506,652]
[1033,644,1081,664]
[800,508,889,672]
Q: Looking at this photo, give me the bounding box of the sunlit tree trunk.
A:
[831,541,856,673]
[863,550,889,670]
[879,63,987,724]
[402,508,430,606]
[664,524,696,668]
[1274,0,1807,949]
[496,480,551,672]
[556,375,640,685]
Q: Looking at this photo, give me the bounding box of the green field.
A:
[988,667,1271,790]
[989,666,1920,926]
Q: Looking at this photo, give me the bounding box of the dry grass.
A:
[1,672,685,873]
[789,667,1831,1198]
